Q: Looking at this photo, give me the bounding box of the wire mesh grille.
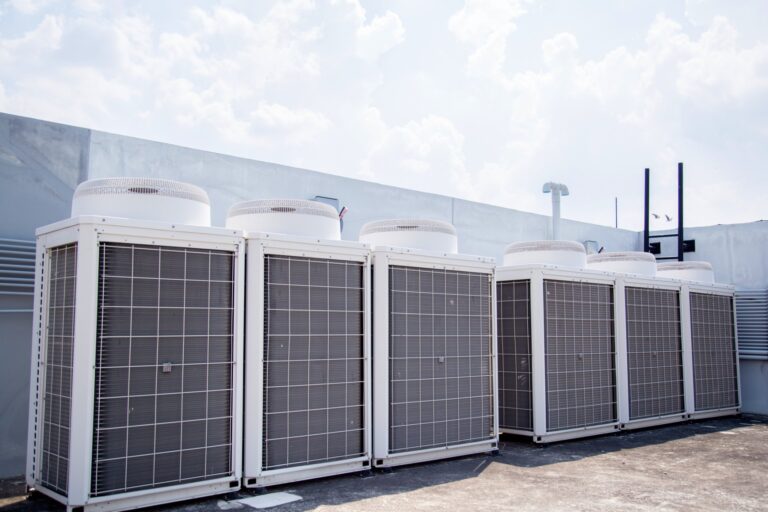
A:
[40,243,77,496]
[262,255,365,470]
[496,280,532,431]
[544,280,616,432]
[625,287,684,420]
[388,266,494,453]
[91,243,235,497]
[690,292,739,411]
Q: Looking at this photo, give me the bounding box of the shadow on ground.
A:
[2,415,765,512]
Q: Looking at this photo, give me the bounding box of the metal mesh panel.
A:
[389,266,494,453]
[625,287,684,420]
[496,280,532,431]
[690,292,739,411]
[40,244,77,496]
[91,243,235,497]
[544,280,616,432]
[262,256,365,470]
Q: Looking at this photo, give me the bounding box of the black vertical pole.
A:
[678,162,684,261]
[643,168,650,252]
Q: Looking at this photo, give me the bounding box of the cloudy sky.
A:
[1,0,766,230]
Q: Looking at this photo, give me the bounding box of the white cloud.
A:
[8,0,54,15]
[449,0,529,78]
[356,10,405,60]
[251,102,332,144]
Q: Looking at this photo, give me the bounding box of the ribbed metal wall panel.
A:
[735,289,768,360]
[496,280,532,431]
[388,266,494,453]
[625,287,684,420]
[262,256,365,470]
[690,292,739,411]
[91,243,236,497]
[0,238,35,298]
[544,280,616,432]
[40,243,77,496]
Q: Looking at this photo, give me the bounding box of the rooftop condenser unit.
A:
[228,200,371,488]
[657,262,740,419]
[588,253,688,430]
[497,241,619,443]
[26,178,244,511]
[360,219,498,467]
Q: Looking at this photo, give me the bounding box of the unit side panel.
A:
[496,280,532,431]
[388,266,494,453]
[262,255,366,470]
[690,292,739,411]
[91,243,237,497]
[39,243,78,496]
[543,280,617,431]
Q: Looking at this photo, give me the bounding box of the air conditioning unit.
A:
[589,253,688,430]
[26,178,244,511]
[497,241,619,443]
[360,219,498,467]
[658,262,740,419]
[228,200,372,488]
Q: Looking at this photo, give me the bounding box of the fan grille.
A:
[388,266,494,453]
[261,255,366,470]
[496,280,532,431]
[690,292,739,411]
[625,287,684,420]
[40,243,78,496]
[90,243,236,497]
[544,280,617,431]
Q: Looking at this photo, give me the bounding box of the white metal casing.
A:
[241,231,372,487]
[586,252,657,277]
[26,216,245,512]
[495,264,621,443]
[614,274,690,430]
[371,245,498,467]
[503,240,587,269]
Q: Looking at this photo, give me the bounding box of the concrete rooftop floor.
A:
[2,415,766,512]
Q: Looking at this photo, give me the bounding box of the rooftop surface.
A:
[2,415,766,512]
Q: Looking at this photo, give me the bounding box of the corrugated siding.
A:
[735,289,768,360]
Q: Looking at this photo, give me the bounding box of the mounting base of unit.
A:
[373,440,498,468]
[689,408,740,421]
[531,424,620,444]
[33,478,238,512]
[621,414,688,431]
[244,459,369,489]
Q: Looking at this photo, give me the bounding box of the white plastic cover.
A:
[657,261,715,283]
[586,251,657,276]
[503,240,586,268]
[358,218,458,253]
[72,177,211,226]
[226,199,340,240]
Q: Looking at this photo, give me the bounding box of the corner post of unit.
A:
[530,270,547,440]
[244,239,265,477]
[614,277,630,425]
[68,224,100,504]
[680,284,695,416]
[371,252,390,461]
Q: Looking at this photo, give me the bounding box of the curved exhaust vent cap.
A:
[72,177,211,226]
[657,261,715,283]
[587,251,657,276]
[226,199,340,240]
[359,218,458,253]
[503,240,586,268]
